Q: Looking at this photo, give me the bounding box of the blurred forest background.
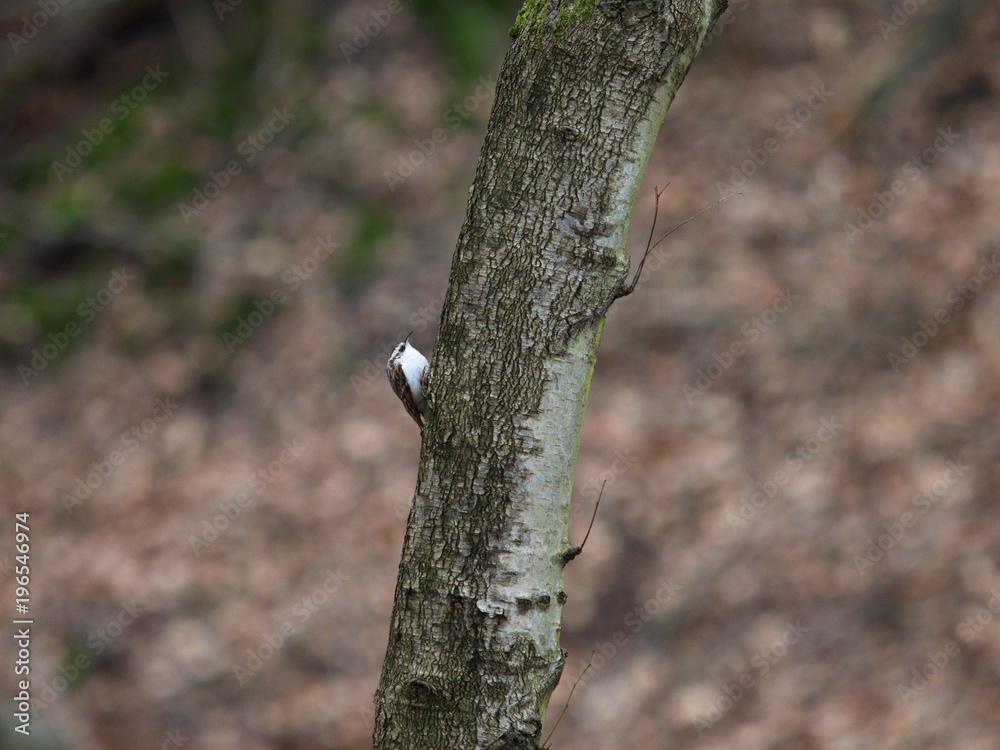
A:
[2,0,999,748]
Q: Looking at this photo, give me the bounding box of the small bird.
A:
[386,332,429,430]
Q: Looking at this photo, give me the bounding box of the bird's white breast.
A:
[399,344,428,404]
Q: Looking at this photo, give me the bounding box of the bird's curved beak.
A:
[404,331,414,344]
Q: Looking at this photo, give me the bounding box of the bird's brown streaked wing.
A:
[389,362,423,429]
[401,388,423,429]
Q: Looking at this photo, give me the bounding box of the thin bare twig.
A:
[578,478,606,553]
[560,479,607,565]
[542,651,595,749]
[619,186,741,298]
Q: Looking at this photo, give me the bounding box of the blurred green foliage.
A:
[410,0,519,81]
[1,0,520,365]
[339,206,396,294]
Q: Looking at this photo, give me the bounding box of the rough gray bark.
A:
[374,2,725,748]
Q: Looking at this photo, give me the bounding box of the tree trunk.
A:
[374,2,725,748]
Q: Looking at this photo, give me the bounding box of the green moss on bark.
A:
[510,0,598,38]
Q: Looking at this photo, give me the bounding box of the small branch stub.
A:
[560,478,606,565]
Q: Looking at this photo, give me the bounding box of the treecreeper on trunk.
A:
[374,2,728,748]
